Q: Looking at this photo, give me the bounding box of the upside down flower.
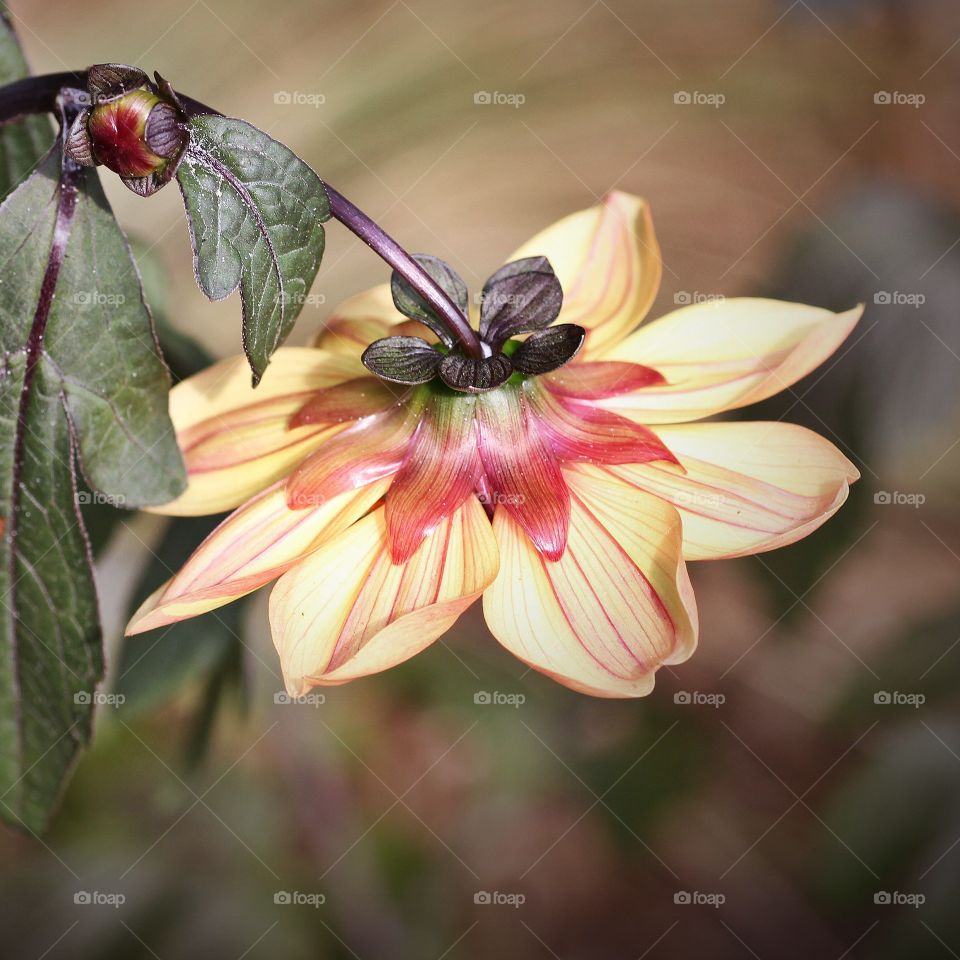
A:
[126,193,861,698]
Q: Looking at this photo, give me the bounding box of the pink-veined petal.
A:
[168,347,364,432]
[544,360,665,400]
[155,348,365,516]
[600,299,863,423]
[476,384,570,561]
[385,394,482,563]
[507,192,661,358]
[126,479,389,634]
[312,284,410,355]
[606,421,860,560]
[527,382,679,467]
[290,377,403,427]
[270,496,499,694]
[286,391,425,510]
[483,466,697,698]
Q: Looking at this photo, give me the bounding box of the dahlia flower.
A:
[126,192,861,698]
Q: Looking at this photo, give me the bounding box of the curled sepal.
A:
[511,323,585,375]
[87,63,149,103]
[439,352,513,392]
[362,336,442,385]
[63,108,95,166]
[479,256,563,347]
[390,254,467,347]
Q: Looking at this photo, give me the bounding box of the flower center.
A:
[360,253,586,394]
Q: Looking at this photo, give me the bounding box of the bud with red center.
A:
[65,63,188,196]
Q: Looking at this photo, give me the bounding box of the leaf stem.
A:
[0,72,484,359]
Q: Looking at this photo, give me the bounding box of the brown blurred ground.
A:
[3,0,960,957]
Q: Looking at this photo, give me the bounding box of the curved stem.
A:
[322,185,482,357]
[0,71,483,358]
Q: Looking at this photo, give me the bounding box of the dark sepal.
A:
[153,71,186,114]
[144,101,186,159]
[391,254,468,348]
[121,166,178,197]
[87,63,149,103]
[63,108,95,166]
[439,352,513,393]
[479,256,563,347]
[511,324,585,375]
[362,335,442,385]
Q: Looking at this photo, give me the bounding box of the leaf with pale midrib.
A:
[0,141,185,832]
[176,114,330,384]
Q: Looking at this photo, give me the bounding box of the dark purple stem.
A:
[0,71,484,359]
[322,185,482,357]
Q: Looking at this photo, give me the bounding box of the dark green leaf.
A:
[176,114,329,384]
[0,354,99,833]
[391,254,467,347]
[0,139,185,832]
[131,235,213,383]
[361,335,441,384]
[79,240,213,556]
[0,13,54,200]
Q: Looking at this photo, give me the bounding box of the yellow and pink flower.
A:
[127,193,861,698]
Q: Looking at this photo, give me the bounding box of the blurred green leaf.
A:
[814,723,960,913]
[114,514,245,721]
[0,12,53,199]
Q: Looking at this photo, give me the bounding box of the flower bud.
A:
[64,64,188,197]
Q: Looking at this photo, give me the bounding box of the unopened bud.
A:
[64,63,188,197]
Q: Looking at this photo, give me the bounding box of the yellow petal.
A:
[507,192,661,359]
[608,421,859,560]
[311,284,405,354]
[483,466,696,698]
[126,479,388,634]
[270,496,499,694]
[155,347,365,515]
[601,299,863,423]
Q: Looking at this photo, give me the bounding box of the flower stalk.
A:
[0,70,481,357]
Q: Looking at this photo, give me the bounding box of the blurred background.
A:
[2,0,960,956]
